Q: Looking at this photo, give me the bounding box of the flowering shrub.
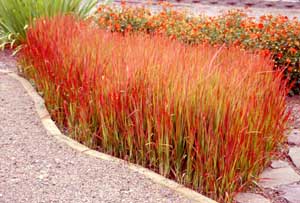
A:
[21,15,288,202]
[96,4,300,94]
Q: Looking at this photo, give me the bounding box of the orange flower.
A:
[277,53,283,59]
[250,33,257,39]
[191,30,198,37]
[286,58,291,63]
[260,15,267,21]
[260,49,271,57]
[169,34,176,40]
[250,33,260,39]
[115,23,121,31]
[98,17,106,24]
[258,23,264,29]
[121,0,126,7]
[289,47,297,55]
[98,7,102,13]
[226,21,231,27]
[126,24,132,31]
[113,15,119,21]
[146,21,153,27]
[288,66,293,72]
[270,36,276,42]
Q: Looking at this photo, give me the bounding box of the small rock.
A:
[234,193,270,203]
[120,188,132,194]
[287,129,300,146]
[259,165,300,188]
[37,173,48,180]
[289,147,300,169]
[10,177,20,183]
[270,160,289,169]
[38,175,45,180]
[278,183,300,203]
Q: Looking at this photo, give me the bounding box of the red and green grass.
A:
[20,15,289,202]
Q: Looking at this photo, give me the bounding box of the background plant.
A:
[95,4,300,94]
[0,0,97,49]
[20,15,288,202]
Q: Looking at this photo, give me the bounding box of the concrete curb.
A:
[0,69,217,203]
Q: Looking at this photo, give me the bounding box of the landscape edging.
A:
[0,69,217,203]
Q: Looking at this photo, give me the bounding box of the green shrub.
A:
[0,0,97,49]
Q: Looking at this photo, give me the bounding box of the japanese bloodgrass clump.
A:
[96,4,300,94]
[20,15,288,202]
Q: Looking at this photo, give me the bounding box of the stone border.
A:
[0,69,217,203]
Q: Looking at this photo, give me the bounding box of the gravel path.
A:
[0,52,192,203]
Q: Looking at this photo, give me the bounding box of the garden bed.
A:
[19,15,289,202]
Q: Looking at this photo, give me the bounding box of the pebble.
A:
[288,129,300,146]
[270,160,289,169]
[234,193,270,203]
[278,183,300,203]
[288,147,300,169]
[259,165,300,188]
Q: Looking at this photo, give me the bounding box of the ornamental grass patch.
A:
[20,15,288,202]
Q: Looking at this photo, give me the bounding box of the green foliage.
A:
[0,0,97,49]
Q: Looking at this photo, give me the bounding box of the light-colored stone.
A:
[278,183,300,203]
[0,84,8,92]
[52,133,90,153]
[84,149,118,162]
[289,147,300,169]
[259,165,300,188]
[270,160,289,169]
[281,0,299,2]
[37,105,51,119]
[42,118,62,135]
[234,193,270,203]
[288,129,300,146]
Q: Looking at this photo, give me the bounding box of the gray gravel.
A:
[0,56,192,203]
[109,1,300,19]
